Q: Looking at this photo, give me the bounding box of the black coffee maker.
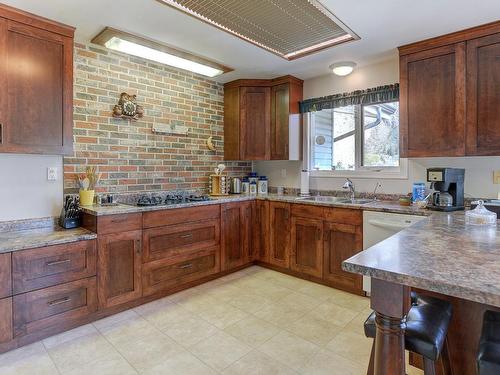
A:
[427,168,465,211]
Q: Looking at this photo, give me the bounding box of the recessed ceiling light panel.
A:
[92,27,233,77]
[158,0,359,60]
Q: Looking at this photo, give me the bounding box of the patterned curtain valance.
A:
[299,83,399,113]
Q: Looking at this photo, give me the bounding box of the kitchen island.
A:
[343,211,500,374]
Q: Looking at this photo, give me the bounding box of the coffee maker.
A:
[427,168,465,211]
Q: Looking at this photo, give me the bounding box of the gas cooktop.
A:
[135,194,211,207]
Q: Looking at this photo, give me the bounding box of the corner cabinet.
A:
[399,21,500,157]
[0,5,74,155]
[224,76,303,161]
[221,201,252,271]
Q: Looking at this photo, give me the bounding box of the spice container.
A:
[242,178,250,194]
[258,176,268,195]
[249,181,257,195]
[248,172,258,185]
[465,200,497,226]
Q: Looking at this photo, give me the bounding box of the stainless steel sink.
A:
[295,196,374,205]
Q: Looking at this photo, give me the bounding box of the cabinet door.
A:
[240,87,270,160]
[221,202,251,271]
[271,83,290,160]
[253,200,270,262]
[400,43,466,157]
[0,298,12,344]
[269,202,291,268]
[323,222,363,294]
[466,32,500,155]
[0,18,73,154]
[98,230,142,309]
[290,216,323,278]
[0,253,11,299]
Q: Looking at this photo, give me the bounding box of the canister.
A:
[258,176,268,195]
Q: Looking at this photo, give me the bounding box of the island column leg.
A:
[370,278,411,375]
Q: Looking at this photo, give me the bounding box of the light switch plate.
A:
[281,169,287,178]
[494,171,500,184]
[47,167,58,181]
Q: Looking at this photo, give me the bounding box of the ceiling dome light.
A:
[329,61,357,76]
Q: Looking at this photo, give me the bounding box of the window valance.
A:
[299,83,399,113]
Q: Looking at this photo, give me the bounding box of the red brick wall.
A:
[64,42,251,194]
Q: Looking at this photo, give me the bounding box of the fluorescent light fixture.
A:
[92,28,232,78]
[329,61,357,76]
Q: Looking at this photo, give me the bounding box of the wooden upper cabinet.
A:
[290,216,323,278]
[224,76,303,161]
[399,43,466,157]
[0,5,74,155]
[221,201,252,271]
[466,32,500,155]
[269,201,291,268]
[97,230,142,309]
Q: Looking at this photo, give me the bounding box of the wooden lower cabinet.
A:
[221,201,252,271]
[0,253,12,299]
[290,216,323,278]
[323,221,363,294]
[0,298,12,343]
[253,200,270,262]
[97,230,142,309]
[13,277,97,337]
[269,202,291,268]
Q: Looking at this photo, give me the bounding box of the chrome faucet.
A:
[342,178,355,201]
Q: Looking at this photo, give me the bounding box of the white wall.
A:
[0,154,63,221]
[255,58,500,199]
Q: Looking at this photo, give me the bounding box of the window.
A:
[310,101,403,176]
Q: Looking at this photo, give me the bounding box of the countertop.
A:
[0,224,97,254]
[81,193,431,216]
[343,211,500,308]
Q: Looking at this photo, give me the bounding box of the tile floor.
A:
[0,266,424,375]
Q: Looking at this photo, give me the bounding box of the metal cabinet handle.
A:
[46,259,71,266]
[0,123,3,144]
[135,239,142,254]
[48,296,71,306]
[178,263,193,269]
[316,228,322,241]
[180,233,193,239]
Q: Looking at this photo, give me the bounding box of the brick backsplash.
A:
[63,42,251,194]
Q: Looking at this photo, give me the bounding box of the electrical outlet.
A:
[47,167,58,181]
[494,171,500,184]
[280,168,287,178]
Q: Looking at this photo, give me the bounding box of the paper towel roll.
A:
[300,170,310,197]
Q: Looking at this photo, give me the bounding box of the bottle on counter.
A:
[249,180,257,195]
[242,177,250,194]
[258,176,268,195]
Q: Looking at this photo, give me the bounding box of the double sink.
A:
[295,196,374,205]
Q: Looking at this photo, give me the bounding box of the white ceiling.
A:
[4,0,500,82]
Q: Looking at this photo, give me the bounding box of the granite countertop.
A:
[0,223,97,254]
[81,193,430,216]
[343,211,500,308]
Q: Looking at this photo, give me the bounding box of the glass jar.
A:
[466,200,497,226]
[258,176,268,195]
[242,178,250,194]
[249,181,257,195]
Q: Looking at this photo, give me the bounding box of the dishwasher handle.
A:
[367,219,413,231]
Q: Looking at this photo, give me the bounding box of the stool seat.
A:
[364,294,452,361]
[477,310,500,375]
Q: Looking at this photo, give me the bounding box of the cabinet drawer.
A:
[143,205,220,228]
[324,208,362,225]
[97,213,142,234]
[0,298,12,344]
[13,240,97,294]
[291,204,325,220]
[143,219,220,263]
[0,253,12,298]
[13,277,97,337]
[142,247,220,296]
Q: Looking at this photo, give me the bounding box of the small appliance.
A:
[230,177,242,194]
[427,168,465,211]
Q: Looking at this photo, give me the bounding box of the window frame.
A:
[306,101,408,180]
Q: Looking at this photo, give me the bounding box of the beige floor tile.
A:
[132,296,173,317]
[258,331,320,369]
[134,300,194,330]
[223,349,299,375]
[205,282,246,302]
[253,301,308,328]
[43,324,98,349]
[325,330,373,367]
[142,350,218,375]
[286,313,344,347]
[327,290,370,312]
[174,292,223,314]
[250,281,294,301]
[271,273,310,290]
[224,315,281,347]
[228,291,273,313]
[310,299,359,327]
[64,351,138,375]
[112,332,185,373]
[97,315,159,346]
[278,291,321,311]
[47,332,118,374]
[161,313,220,348]
[343,308,373,336]
[296,282,340,301]
[189,331,252,372]
[199,302,250,329]
[93,309,140,331]
[0,342,60,375]
[298,349,366,375]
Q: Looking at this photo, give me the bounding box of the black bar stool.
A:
[477,310,500,375]
[364,292,453,375]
